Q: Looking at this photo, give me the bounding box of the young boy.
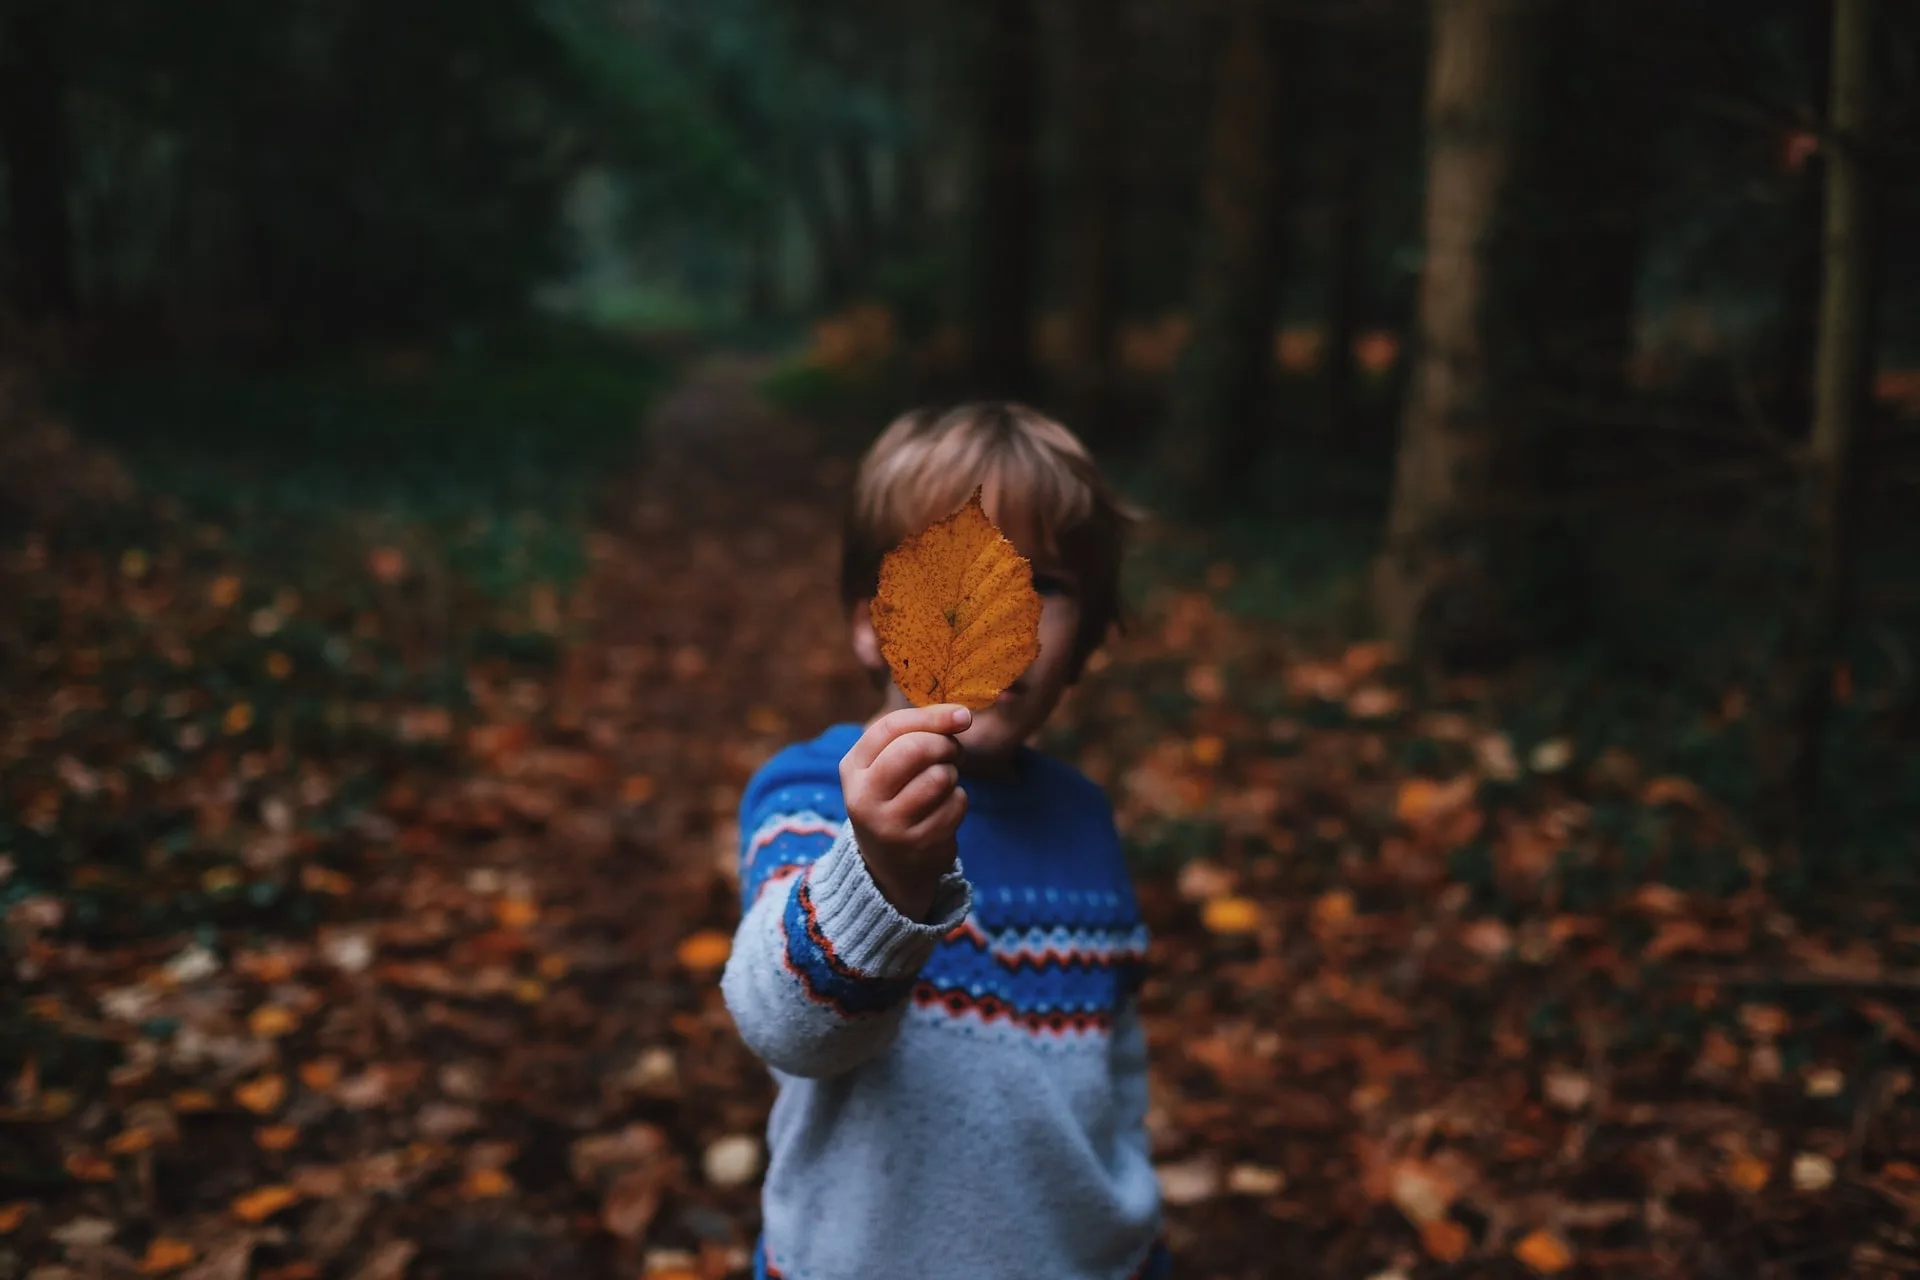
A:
[722,403,1167,1279]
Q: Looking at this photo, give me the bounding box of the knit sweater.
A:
[721,722,1166,1280]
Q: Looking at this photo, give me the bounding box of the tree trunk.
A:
[1165,0,1288,503]
[1772,3,1833,442]
[1373,0,1534,656]
[794,150,853,309]
[1787,0,1880,852]
[0,0,79,322]
[967,0,1042,400]
[1062,0,1125,437]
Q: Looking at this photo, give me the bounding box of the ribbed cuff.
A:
[805,823,971,978]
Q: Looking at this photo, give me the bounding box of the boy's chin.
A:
[954,703,1030,760]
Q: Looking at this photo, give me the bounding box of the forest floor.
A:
[3,356,1920,1279]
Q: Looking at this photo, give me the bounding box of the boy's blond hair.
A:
[840,402,1139,679]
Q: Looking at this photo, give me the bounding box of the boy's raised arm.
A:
[721,707,973,1079]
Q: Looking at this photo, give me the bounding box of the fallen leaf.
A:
[1420,1218,1470,1262]
[368,547,408,584]
[1312,890,1355,934]
[236,1074,286,1115]
[231,1184,302,1223]
[299,1059,342,1092]
[51,1215,117,1246]
[702,1134,761,1188]
[107,1127,156,1155]
[1460,918,1512,960]
[604,1166,668,1240]
[249,1005,299,1038]
[346,1239,417,1280]
[1726,1153,1771,1193]
[869,487,1042,710]
[494,897,539,930]
[1529,738,1574,773]
[676,930,733,971]
[1388,1159,1456,1225]
[1176,859,1237,904]
[1543,1068,1593,1112]
[1225,1164,1285,1196]
[139,1237,197,1274]
[461,1167,513,1199]
[1513,1229,1574,1274]
[1792,1152,1835,1192]
[1156,1155,1222,1206]
[1200,896,1262,937]
[183,1236,257,1280]
[256,1126,300,1152]
[0,1202,29,1233]
[64,1151,114,1181]
[1804,1067,1845,1098]
[1641,775,1705,807]
[1185,664,1225,703]
[572,1124,671,1185]
[1347,685,1405,720]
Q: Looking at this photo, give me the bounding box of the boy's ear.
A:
[849,598,884,671]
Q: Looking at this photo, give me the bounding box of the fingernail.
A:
[952,707,971,728]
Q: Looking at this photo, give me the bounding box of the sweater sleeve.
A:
[723,816,970,1080]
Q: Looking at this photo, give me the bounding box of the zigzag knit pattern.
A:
[742,760,1147,1037]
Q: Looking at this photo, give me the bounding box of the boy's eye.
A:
[1032,573,1074,598]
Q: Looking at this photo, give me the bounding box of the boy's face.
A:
[851,510,1086,772]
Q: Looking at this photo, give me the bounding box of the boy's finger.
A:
[844,704,971,772]
[868,731,961,801]
[902,784,967,847]
[891,761,958,824]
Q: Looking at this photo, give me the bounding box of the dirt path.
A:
[409,356,879,1275]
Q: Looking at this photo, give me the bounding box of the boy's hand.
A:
[840,704,972,921]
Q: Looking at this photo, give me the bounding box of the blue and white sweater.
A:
[721,722,1167,1280]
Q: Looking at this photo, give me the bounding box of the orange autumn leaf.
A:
[106,1127,156,1155]
[64,1151,114,1181]
[209,575,242,608]
[139,1237,196,1274]
[259,1263,322,1280]
[1726,1153,1772,1193]
[299,1058,342,1092]
[1513,1229,1574,1274]
[256,1125,300,1152]
[235,1074,287,1115]
[231,1184,302,1223]
[249,1005,299,1038]
[462,1167,514,1199]
[1200,896,1262,936]
[870,487,1042,711]
[1421,1218,1471,1262]
[676,930,733,972]
[494,897,539,930]
[0,1202,29,1233]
